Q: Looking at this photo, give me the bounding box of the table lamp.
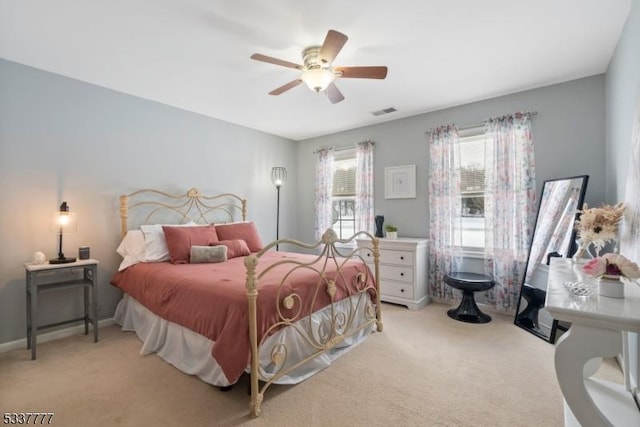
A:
[49,201,77,264]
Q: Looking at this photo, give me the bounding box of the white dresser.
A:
[356,237,429,310]
[545,258,640,427]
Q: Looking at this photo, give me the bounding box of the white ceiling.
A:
[0,0,631,141]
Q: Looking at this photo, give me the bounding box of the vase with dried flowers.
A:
[582,253,640,298]
[572,202,625,262]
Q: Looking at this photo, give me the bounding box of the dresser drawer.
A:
[380,249,414,266]
[359,247,375,262]
[381,281,414,299]
[380,265,413,283]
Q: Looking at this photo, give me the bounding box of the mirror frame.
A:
[514,174,589,343]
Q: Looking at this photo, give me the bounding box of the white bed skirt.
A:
[114,293,373,387]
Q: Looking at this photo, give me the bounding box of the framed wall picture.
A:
[385,165,416,199]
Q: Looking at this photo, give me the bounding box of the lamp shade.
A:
[271,167,287,188]
[50,201,78,233]
[301,68,336,92]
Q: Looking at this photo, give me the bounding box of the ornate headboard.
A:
[119,187,247,238]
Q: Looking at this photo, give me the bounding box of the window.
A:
[454,128,486,249]
[331,149,356,239]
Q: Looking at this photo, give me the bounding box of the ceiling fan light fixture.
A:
[301,68,336,92]
[251,29,387,103]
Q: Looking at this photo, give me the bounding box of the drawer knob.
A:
[400,272,404,276]
[400,256,404,260]
[400,288,405,293]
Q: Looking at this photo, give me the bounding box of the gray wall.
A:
[0,59,297,344]
[605,0,640,398]
[296,75,607,245]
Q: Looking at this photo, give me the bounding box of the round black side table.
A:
[444,272,495,324]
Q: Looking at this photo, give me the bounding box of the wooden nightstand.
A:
[24,259,99,360]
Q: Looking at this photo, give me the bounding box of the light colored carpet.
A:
[0,302,622,426]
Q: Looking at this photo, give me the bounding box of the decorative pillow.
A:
[190,245,227,264]
[162,224,219,264]
[140,222,195,262]
[214,221,263,252]
[116,230,146,271]
[211,239,251,259]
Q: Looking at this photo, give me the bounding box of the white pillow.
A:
[140,222,196,262]
[116,230,146,271]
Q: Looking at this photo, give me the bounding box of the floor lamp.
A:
[271,167,287,250]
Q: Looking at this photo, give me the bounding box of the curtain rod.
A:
[313,141,374,154]
[313,146,351,154]
[425,111,538,134]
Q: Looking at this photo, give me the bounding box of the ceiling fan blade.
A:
[326,82,345,104]
[250,53,302,70]
[268,79,303,95]
[334,66,388,79]
[319,30,348,64]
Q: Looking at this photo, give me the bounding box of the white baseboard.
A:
[0,318,116,354]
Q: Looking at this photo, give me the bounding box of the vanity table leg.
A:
[26,272,31,351]
[30,282,38,360]
[83,285,89,335]
[622,332,631,392]
[554,324,622,427]
[91,265,98,343]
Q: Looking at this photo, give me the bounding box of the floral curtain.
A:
[355,140,375,234]
[428,125,463,301]
[314,147,335,241]
[483,113,536,313]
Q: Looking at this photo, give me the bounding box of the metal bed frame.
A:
[118,187,382,417]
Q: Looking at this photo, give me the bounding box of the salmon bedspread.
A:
[110,251,373,384]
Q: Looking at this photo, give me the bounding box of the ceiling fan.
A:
[250,29,388,104]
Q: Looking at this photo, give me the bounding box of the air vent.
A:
[371,107,397,116]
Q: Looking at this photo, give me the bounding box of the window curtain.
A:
[483,113,536,313]
[314,147,335,241]
[355,140,375,234]
[428,125,463,302]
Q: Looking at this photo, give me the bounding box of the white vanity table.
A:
[545,258,640,427]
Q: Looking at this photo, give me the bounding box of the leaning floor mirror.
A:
[514,175,589,343]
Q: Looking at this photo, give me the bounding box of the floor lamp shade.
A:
[49,201,78,264]
[271,167,287,188]
[271,167,287,250]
